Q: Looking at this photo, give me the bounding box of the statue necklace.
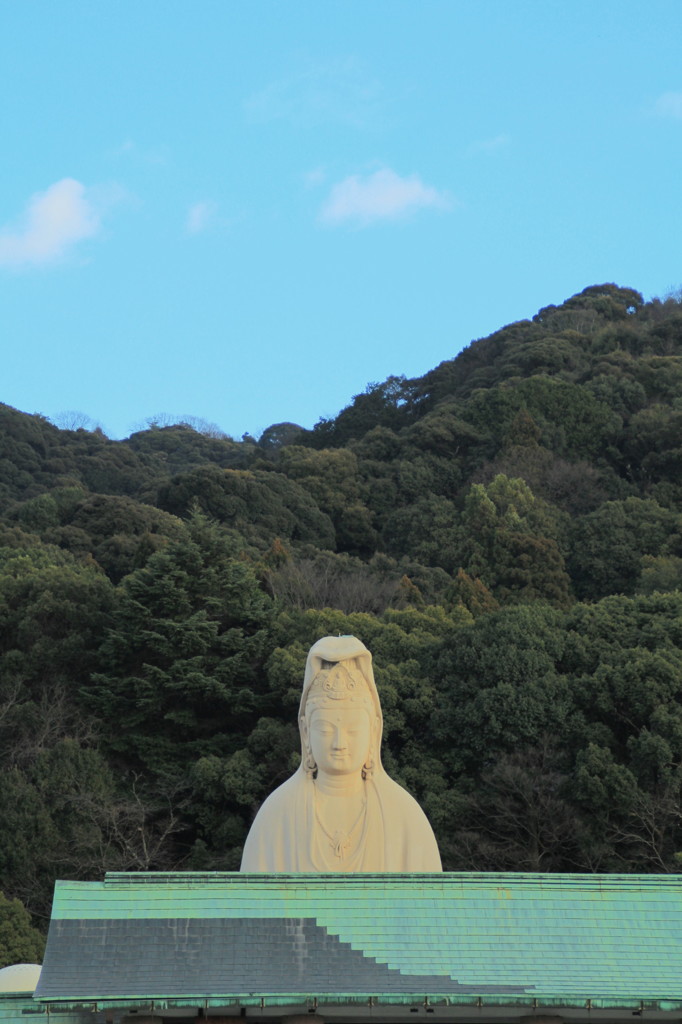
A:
[313,783,367,862]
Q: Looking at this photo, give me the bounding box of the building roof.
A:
[34,871,682,1013]
[0,964,41,994]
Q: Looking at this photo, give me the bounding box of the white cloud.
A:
[319,168,451,227]
[186,200,218,235]
[0,178,101,268]
[653,92,682,118]
[467,133,511,156]
[245,57,383,130]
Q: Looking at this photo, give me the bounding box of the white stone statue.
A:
[240,635,442,872]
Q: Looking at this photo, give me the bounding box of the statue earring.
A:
[362,756,374,780]
[304,752,317,778]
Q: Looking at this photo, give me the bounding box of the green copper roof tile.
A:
[37,872,682,1009]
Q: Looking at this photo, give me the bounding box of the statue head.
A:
[299,636,383,781]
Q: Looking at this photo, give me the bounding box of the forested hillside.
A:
[2,283,682,955]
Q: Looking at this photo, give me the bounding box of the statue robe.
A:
[240,767,442,872]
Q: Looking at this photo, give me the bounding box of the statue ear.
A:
[300,716,317,777]
[362,715,380,780]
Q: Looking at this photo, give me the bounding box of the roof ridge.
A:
[98,871,682,889]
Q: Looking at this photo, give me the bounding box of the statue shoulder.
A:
[252,771,305,824]
[374,773,442,871]
[377,773,427,813]
[240,771,308,872]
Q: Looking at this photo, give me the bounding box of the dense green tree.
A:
[0,739,191,918]
[584,372,647,417]
[274,446,376,553]
[381,495,460,570]
[352,425,403,462]
[569,498,682,599]
[458,476,572,606]
[84,515,273,775]
[433,602,569,776]
[445,568,499,617]
[407,407,488,462]
[621,405,682,489]
[637,555,682,594]
[1,281,682,891]
[307,376,415,447]
[257,422,305,452]
[157,466,336,549]
[532,284,644,330]
[125,424,245,475]
[464,377,622,459]
[0,545,115,769]
[0,892,45,969]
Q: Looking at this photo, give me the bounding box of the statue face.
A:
[307,706,372,777]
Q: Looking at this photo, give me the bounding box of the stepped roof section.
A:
[35,871,682,1015]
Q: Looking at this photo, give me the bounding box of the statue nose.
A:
[332,728,347,748]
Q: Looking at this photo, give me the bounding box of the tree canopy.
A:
[1,282,682,943]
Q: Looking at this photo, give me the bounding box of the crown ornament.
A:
[304,662,374,715]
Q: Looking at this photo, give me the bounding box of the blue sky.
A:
[1,0,681,440]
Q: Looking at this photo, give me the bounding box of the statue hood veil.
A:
[298,635,384,774]
[240,635,442,872]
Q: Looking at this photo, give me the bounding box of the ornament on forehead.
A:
[305,660,375,717]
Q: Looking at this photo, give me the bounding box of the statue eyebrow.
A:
[313,714,362,725]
